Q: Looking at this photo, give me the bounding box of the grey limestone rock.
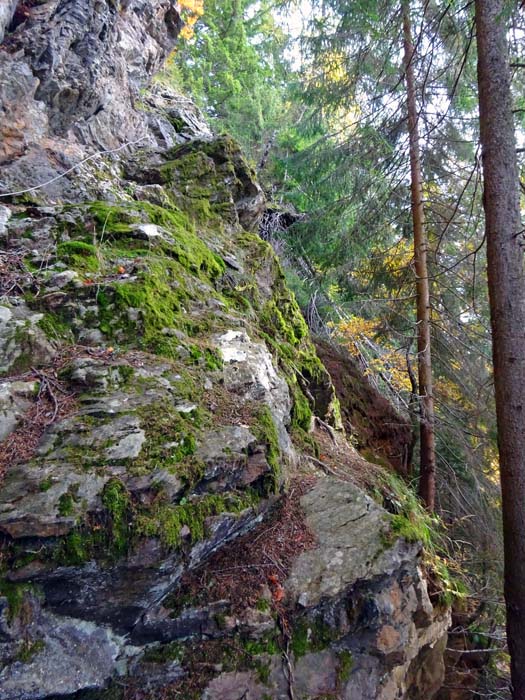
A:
[202,477,451,700]
[0,302,56,375]
[286,479,421,607]
[216,329,294,465]
[0,605,123,700]
[0,460,109,538]
[0,379,37,441]
[195,425,270,492]
[0,3,451,697]
[0,0,183,201]
[0,1,16,44]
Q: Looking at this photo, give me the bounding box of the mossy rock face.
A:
[162,136,265,230]
[0,118,442,700]
[0,3,452,697]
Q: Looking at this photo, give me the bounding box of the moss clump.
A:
[261,298,307,347]
[390,513,432,547]
[289,378,313,433]
[17,638,45,663]
[58,531,90,566]
[255,597,271,612]
[241,631,280,657]
[142,641,185,664]
[188,345,223,371]
[161,135,256,225]
[38,312,72,341]
[290,617,338,659]
[71,200,228,351]
[101,480,131,556]
[98,258,221,354]
[381,473,436,549]
[203,347,223,371]
[57,493,75,517]
[238,632,281,685]
[56,240,99,273]
[39,476,53,492]
[133,402,204,478]
[108,261,188,353]
[57,483,80,517]
[117,364,135,383]
[136,492,255,550]
[89,201,225,280]
[16,638,45,663]
[0,580,33,622]
[253,406,281,494]
[380,473,468,607]
[55,482,131,566]
[337,650,353,684]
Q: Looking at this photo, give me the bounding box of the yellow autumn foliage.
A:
[434,377,474,412]
[178,0,204,41]
[364,353,412,393]
[334,315,411,393]
[349,237,413,289]
[382,238,413,274]
[335,315,378,356]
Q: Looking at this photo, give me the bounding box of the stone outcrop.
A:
[0,3,450,698]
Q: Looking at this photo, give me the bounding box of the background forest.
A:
[168,0,525,696]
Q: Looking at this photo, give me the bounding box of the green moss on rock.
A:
[57,492,75,517]
[89,201,225,279]
[133,401,204,478]
[16,639,45,663]
[0,580,33,622]
[253,406,281,494]
[38,312,73,341]
[56,240,99,273]
[38,476,54,492]
[135,491,256,549]
[101,479,131,556]
[290,617,338,659]
[142,641,185,664]
[58,531,90,566]
[337,650,353,684]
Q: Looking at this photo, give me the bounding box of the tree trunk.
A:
[476,1,525,696]
[402,0,436,511]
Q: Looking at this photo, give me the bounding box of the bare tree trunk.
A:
[476,1,525,696]
[402,0,436,510]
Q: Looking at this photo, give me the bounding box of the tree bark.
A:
[476,1,525,696]
[402,0,437,511]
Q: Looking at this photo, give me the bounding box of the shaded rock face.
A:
[0,4,448,699]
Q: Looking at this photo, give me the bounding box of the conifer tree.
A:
[476,0,525,694]
[402,0,436,509]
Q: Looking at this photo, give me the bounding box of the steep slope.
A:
[0,3,449,699]
[315,339,414,476]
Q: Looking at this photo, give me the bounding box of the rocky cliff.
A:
[0,3,450,698]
